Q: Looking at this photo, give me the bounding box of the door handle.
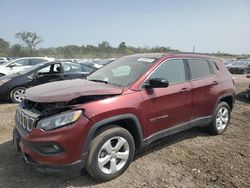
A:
[211,81,219,85]
[179,88,191,93]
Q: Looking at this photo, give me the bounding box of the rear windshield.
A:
[87,56,157,87]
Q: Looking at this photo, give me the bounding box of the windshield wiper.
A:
[89,79,108,84]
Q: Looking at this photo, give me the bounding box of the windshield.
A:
[87,56,157,87]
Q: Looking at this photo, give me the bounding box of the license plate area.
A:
[13,129,30,163]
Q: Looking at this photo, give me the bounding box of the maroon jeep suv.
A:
[13,53,235,181]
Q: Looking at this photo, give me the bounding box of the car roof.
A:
[126,53,165,59]
[125,52,219,61]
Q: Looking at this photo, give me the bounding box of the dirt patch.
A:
[0,75,249,187]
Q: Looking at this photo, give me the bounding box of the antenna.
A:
[192,46,195,53]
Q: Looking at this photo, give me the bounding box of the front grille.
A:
[16,107,37,132]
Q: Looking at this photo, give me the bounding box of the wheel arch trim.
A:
[82,114,144,154]
[214,93,235,112]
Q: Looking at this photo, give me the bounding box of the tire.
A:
[10,87,27,103]
[209,102,231,135]
[85,126,135,182]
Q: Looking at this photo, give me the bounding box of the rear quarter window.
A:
[210,61,219,73]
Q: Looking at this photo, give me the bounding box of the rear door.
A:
[187,59,218,119]
[140,59,193,136]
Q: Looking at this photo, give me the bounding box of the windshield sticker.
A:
[137,58,155,63]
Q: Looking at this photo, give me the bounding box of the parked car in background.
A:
[223,60,235,68]
[13,53,235,181]
[94,58,116,67]
[0,60,96,103]
[0,57,10,65]
[79,60,103,69]
[227,61,250,74]
[0,57,54,77]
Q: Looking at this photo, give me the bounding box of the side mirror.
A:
[8,63,17,68]
[144,78,169,88]
[82,72,90,78]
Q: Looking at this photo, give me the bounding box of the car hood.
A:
[25,79,124,103]
[0,72,20,80]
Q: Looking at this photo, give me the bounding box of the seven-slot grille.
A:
[16,107,36,132]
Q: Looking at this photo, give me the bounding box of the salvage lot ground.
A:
[0,75,249,188]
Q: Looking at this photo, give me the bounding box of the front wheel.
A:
[10,87,27,103]
[209,102,231,135]
[85,127,135,181]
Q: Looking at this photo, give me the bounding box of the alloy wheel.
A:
[216,107,229,131]
[13,88,26,102]
[98,136,130,174]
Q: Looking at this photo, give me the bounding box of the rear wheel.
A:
[209,102,231,135]
[10,87,26,103]
[85,127,135,181]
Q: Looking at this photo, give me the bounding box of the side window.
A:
[188,59,212,80]
[37,65,51,75]
[149,59,186,84]
[62,62,82,73]
[210,61,219,73]
[81,65,95,73]
[11,59,30,66]
[37,64,61,75]
[30,59,47,65]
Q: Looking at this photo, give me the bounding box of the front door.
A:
[7,59,31,74]
[33,63,63,86]
[140,59,192,136]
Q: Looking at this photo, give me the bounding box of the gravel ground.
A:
[0,75,249,188]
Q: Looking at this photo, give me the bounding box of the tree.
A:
[118,42,126,52]
[0,38,10,56]
[9,44,28,57]
[15,31,43,55]
[98,41,111,52]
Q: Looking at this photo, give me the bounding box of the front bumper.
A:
[13,114,92,174]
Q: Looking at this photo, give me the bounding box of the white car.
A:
[0,57,10,65]
[0,57,54,77]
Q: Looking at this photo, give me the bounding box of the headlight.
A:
[36,110,82,131]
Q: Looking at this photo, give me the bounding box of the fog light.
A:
[32,144,64,154]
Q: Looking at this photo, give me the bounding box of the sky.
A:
[1,0,250,54]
